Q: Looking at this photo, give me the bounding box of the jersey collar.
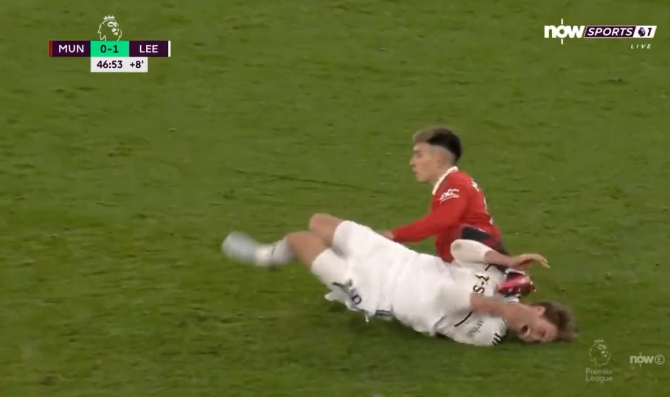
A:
[432,166,459,195]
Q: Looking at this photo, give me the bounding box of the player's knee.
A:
[309,213,334,231]
[285,231,328,265]
[285,232,309,250]
[309,213,342,243]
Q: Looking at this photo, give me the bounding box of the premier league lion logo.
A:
[589,339,612,366]
[98,15,122,41]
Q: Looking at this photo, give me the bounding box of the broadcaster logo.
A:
[544,19,657,45]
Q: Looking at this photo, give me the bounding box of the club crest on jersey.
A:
[439,189,460,203]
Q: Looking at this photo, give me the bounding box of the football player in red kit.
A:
[381,126,535,297]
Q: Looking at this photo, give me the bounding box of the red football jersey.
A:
[391,167,502,262]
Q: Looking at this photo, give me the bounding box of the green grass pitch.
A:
[1,0,670,396]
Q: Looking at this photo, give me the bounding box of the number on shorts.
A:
[332,281,362,305]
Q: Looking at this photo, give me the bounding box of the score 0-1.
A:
[100,43,119,54]
[91,41,130,57]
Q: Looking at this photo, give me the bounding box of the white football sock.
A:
[253,238,294,266]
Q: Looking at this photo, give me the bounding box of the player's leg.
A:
[222,230,350,287]
[307,213,344,247]
[223,230,356,306]
[222,213,397,267]
[309,213,426,311]
[222,231,296,267]
[308,213,396,259]
[284,232,350,286]
[221,212,363,269]
[221,213,370,267]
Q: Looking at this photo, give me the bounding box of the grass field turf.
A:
[2,0,670,396]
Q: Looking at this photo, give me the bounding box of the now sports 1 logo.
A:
[544,19,657,44]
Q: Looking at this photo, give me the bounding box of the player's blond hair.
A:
[538,301,578,342]
[412,126,461,164]
[412,126,456,143]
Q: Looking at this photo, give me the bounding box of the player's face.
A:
[410,143,440,182]
[516,306,558,343]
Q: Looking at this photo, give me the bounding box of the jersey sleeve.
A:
[391,180,470,242]
[450,239,492,265]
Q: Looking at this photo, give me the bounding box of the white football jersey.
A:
[386,253,457,334]
[384,253,506,341]
[391,240,514,346]
[445,312,508,346]
[345,238,514,346]
[432,264,512,346]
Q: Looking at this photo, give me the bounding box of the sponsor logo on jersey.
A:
[466,319,485,338]
[439,188,460,203]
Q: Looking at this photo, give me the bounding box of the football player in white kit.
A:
[222,213,577,346]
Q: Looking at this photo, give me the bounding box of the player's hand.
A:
[509,254,549,270]
[497,300,540,332]
[378,230,394,240]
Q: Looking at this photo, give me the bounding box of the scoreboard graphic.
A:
[49,16,170,73]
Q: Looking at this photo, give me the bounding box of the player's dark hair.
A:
[413,126,462,163]
[537,301,578,342]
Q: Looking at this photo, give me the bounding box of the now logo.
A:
[629,353,665,365]
[544,19,585,44]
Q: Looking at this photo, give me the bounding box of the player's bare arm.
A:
[486,251,549,271]
[450,239,549,271]
[378,230,394,239]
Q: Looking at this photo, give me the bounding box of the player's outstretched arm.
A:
[451,239,549,271]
